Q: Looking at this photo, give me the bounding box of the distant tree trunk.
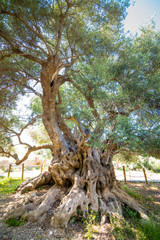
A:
[5,57,149,227]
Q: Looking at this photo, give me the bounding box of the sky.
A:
[124,0,160,34]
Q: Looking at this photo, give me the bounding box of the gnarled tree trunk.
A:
[4,57,148,227]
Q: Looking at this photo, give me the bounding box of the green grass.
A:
[121,184,143,200]
[112,217,136,240]
[0,177,23,194]
[113,184,160,240]
[4,216,27,227]
[138,219,160,240]
[112,207,160,240]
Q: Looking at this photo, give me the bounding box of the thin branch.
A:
[23,84,42,98]
[0,7,51,55]
[0,144,53,165]
[0,146,19,160]
[0,77,31,93]
[0,115,42,148]
[55,1,71,58]
[16,144,53,165]
[0,30,44,64]
[19,115,42,135]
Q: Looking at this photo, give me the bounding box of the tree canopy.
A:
[0,0,160,161]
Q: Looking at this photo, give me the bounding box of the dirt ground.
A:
[0,182,159,240]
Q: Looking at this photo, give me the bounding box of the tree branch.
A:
[19,115,42,135]
[0,144,53,165]
[0,7,51,55]
[0,115,42,148]
[23,84,42,98]
[55,1,71,58]
[0,29,44,64]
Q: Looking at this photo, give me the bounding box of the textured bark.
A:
[17,172,53,194]
[41,56,68,155]
[11,138,148,227]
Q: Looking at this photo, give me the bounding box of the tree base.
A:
[4,140,149,227]
[4,172,148,227]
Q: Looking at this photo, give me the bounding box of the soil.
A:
[0,182,159,240]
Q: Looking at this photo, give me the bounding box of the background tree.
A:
[0,0,159,226]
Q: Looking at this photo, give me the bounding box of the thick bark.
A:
[40,56,68,155]
[7,139,148,227]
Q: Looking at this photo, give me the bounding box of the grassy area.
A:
[81,183,160,240]
[112,205,160,240]
[0,176,23,194]
[112,182,160,240]
[121,182,159,217]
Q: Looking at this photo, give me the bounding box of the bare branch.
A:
[23,84,42,98]
[19,115,42,135]
[0,144,53,165]
[0,115,42,148]
[15,144,53,165]
[0,146,19,160]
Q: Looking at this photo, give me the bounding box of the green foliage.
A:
[83,208,100,239]
[114,152,140,164]
[121,184,154,203]
[30,97,42,116]
[112,203,160,240]
[0,177,23,194]
[122,206,140,220]
[112,214,160,240]
[143,158,160,173]
[112,217,136,240]
[138,219,160,240]
[0,0,160,162]
[4,216,27,227]
[28,123,51,145]
[75,206,101,239]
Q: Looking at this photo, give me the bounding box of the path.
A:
[0,169,160,182]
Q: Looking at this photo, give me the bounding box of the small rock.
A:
[2,235,8,240]
[100,214,110,225]
[31,193,37,198]
[49,230,53,235]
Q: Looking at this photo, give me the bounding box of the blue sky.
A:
[124,0,160,34]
